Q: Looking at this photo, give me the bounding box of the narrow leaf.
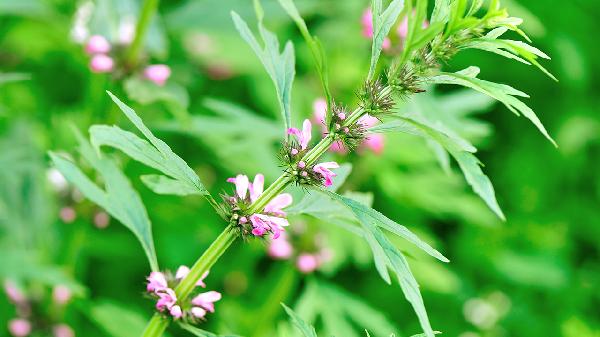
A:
[282,303,318,337]
[368,0,405,80]
[140,174,203,196]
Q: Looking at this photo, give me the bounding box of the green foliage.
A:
[368,0,405,80]
[179,323,240,337]
[49,132,159,271]
[87,300,149,337]
[231,5,295,132]
[282,303,318,337]
[429,66,557,147]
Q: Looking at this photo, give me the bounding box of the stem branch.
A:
[125,0,160,68]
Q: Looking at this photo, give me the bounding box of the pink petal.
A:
[170,305,183,318]
[197,270,209,288]
[229,174,249,199]
[249,174,264,202]
[301,119,312,150]
[264,193,293,215]
[85,35,111,55]
[175,265,190,279]
[191,306,207,318]
[287,127,301,137]
[296,254,320,274]
[312,98,327,124]
[268,234,293,259]
[144,64,171,86]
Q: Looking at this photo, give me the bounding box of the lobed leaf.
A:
[231,10,295,133]
[429,67,557,147]
[49,132,159,271]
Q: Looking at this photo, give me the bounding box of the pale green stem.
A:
[125,0,160,68]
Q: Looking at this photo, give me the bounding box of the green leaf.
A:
[140,174,203,196]
[429,67,557,147]
[382,115,505,220]
[317,191,446,337]
[368,0,405,80]
[282,303,318,337]
[231,10,295,132]
[87,300,148,337]
[49,132,159,271]
[277,0,332,114]
[430,0,450,24]
[179,323,241,337]
[462,27,556,81]
[0,72,29,85]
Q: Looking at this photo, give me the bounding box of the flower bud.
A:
[85,35,111,55]
[89,54,114,73]
[8,319,31,337]
[144,64,171,86]
[52,324,74,337]
[52,285,72,305]
[296,254,319,274]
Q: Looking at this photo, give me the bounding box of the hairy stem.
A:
[125,0,160,68]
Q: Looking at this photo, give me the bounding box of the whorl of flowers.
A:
[224,174,293,239]
[146,266,221,322]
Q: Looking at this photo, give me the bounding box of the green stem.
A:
[141,315,169,337]
[125,0,160,68]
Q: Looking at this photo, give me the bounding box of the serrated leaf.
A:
[317,191,445,337]
[368,0,405,80]
[49,133,159,271]
[385,116,505,220]
[429,67,557,147]
[140,175,203,196]
[282,303,318,337]
[231,10,295,133]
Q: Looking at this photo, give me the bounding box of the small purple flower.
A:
[144,64,171,86]
[52,285,72,305]
[85,35,111,55]
[155,287,177,312]
[287,119,312,150]
[296,254,320,274]
[170,305,183,319]
[226,174,249,200]
[313,162,340,187]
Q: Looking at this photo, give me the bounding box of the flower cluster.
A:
[225,174,292,239]
[280,119,341,187]
[268,227,331,274]
[4,280,74,337]
[81,34,171,85]
[146,266,221,322]
[313,99,384,155]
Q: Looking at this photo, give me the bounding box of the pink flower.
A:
[85,35,111,55]
[250,214,289,239]
[52,324,74,337]
[4,281,25,304]
[8,319,31,337]
[190,306,207,318]
[268,233,293,259]
[52,285,72,305]
[170,305,183,319]
[248,174,264,203]
[175,266,209,288]
[59,207,76,223]
[146,272,168,293]
[264,193,292,217]
[226,174,249,200]
[296,254,320,274]
[191,291,221,313]
[363,134,385,154]
[313,162,339,187]
[93,211,110,229]
[89,54,114,73]
[313,99,327,125]
[155,288,177,311]
[397,15,429,40]
[144,64,171,86]
[361,9,391,50]
[287,119,312,150]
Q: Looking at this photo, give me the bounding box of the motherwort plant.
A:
[50,0,555,336]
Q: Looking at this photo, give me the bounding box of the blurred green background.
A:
[0,0,599,336]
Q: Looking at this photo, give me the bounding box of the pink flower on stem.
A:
[359,114,385,154]
[361,9,391,50]
[264,193,292,217]
[85,35,111,55]
[52,324,74,337]
[268,232,293,259]
[287,119,312,150]
[155,288,177,312]
[52,285,72,305]
[4,281,25,304]
[144,64,171,86]
[170,305,183,319]
[250,214,289,239]
[146,271,168,293]
[226,174,249,200]
[8,319,31,337]
[175,266,209,288]
[313,162,340,187]
[191,291,222,313]
[248,174,264,203]
[89,54,114,73]
[190,306,207,318]
[296,254,320,274]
